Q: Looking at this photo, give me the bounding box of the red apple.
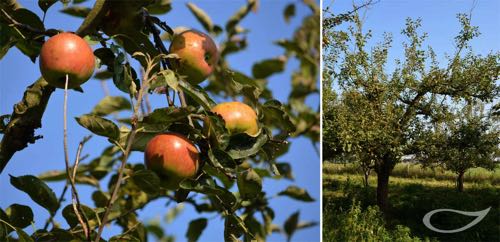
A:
[169,30,219,84]
[39,32,95,88]
[211,102,259,136]
[144,133,200,189]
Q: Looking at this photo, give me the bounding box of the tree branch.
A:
[0,78,55,174]
[0,0,111,174]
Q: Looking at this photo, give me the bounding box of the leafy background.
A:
[0,0,320,241]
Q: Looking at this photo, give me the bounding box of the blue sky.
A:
[0,1,320,241]
[326,0,500,70]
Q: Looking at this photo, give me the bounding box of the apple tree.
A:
[412,102,499,192]
[0,0,319,241]
[322,7,499,212]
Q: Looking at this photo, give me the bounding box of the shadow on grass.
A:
[323,174,500,242]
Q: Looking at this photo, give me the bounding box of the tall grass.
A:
[323,162,500,185]
[323,171,500,241]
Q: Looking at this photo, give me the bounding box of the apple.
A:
[211,102,259,136]
[39,32,95,88]
[169,30,219,84]
[144,133,200,189]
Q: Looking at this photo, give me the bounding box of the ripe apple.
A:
[39,32,95,88]
[169,30,219,84]
[211,102,259,136]
[144,133,200,189]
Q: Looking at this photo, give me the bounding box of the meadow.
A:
[323,162,500,242]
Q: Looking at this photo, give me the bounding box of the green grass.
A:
[323,163,500,242]
[324,162,500,185]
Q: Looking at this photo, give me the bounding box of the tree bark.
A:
[376,161,393,213]
[363,168,370,187]
[457,171,465,192]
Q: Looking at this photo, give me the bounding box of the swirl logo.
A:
[422,207,491,233]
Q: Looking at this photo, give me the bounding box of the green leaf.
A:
[186,3,213,32]
[10,9,45,62]
[139,107,193,132]
[62,204,96,228]
[284,211,299,242]
[113,53,137,94]
[224,70,262,104]
[91,96,131,116]
[252,58,286,79]
[226,131,268,159]
[60,6,91,18]
[146,0,172,15]
[38,0,58,12]
[109,234,141,242]
[31,228,76,241]
[15,228,34,242]
[283,3,296,23]
[237,168,262,199]
[131,169,161,195]
[276,162,293,180]
[0,22,17,60]
[118,128,157,152]
[226,0,256,34]
[146,222,164,239]
[9,175,58,213]
[178,81,216,110]
[261,99,296,133]
[205,113,231,150]
[224,214,248,242]
[94,70,113,80]
[278,186,315,202]
[151,69,178,91]
[94,47,115,67]
[208,148,236,169]
[186,218,208,242]
[0,207,12,238]
[75,114,120,140]
[180,176,237,209]
[297,221,318,230]
[6,204,33,229]
[91,190,109,208]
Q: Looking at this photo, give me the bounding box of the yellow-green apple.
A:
[169,30,218,84]
[39,32,95,88]
[211,102,259,136]
[144,133,200,189]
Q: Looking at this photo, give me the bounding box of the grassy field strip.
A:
[323,173,500,190]
[323,162,500,185]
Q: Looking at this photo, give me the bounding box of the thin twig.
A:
[178,90,194,126]
[94,59,157,242]
[72,135,92,180]
[144,12,175,107]
[144,91,152,114]
[0,9,54,37]
[63,74,90,240]
[43,183,69,230]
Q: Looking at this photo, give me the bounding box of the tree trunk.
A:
[376,160,393,213]
[457,171,465,192]
[363,168,370,187]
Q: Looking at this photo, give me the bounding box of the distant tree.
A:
[323,8,499,212]
[414,103,499,192]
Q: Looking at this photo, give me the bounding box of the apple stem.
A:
[63,74,91,240]
[178,90,194,127]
